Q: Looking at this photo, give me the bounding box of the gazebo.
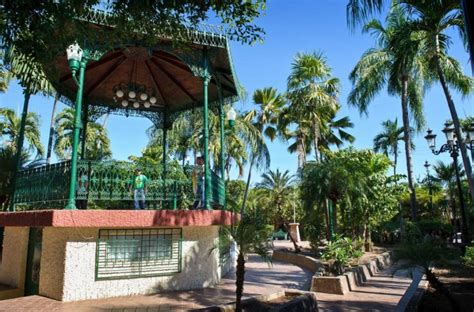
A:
[0,10,238,301]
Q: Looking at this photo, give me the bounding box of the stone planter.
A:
[311,251,393,295]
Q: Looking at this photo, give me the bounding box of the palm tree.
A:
[0,107,44,156]
[319,114,355,157]
[373,119,404,175]
[433,160,464,232]
[403,0,474,204]
[240,88,283,216]
[221,215,272,312]
[0,147,28,210]
[348,8,428,220]
[54,107,111,160]
[256,169,295,225]
[287,52,341,162]
[46,94,60,164]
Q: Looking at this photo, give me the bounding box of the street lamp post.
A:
[424,160,434,217]
[425,122,470,249]
[65,43,102,209]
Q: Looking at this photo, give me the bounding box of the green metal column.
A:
[65,60,86,210]
[217,83,226,180]
[217,81,226,209]
[202,49,211,210]
[328,199,334,241]
[162,112,168,208]
[9,89,31,211]
[80,103,89,159]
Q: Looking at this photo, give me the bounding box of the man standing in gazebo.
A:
[130,168,148,210]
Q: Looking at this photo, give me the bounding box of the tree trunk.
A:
[435,45,474,205]
[401,77,417,220]
[46,94,59,164]
[425,268,460,311]
[323,200,330,241]
[297,139,305,169]
[332,199,338,233]
[312,120,320,162]
[240,156,254,217]
[393,145,398,176]
[235,252,246,312]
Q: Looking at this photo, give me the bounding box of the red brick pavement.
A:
[0,255,312,312]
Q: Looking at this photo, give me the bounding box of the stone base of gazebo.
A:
[0,210,237,301]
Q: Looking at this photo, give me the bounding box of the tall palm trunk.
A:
[393,145,398,176]
[434,37,474,204]
[46,94,59,164]
[241,156,254,217]
[312,120,320,162]
[235,252,245,312]
[401,77,417,220]
[297,138,306,169]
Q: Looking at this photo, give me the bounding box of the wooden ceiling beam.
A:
[149,57,198,103]
[84,56,127,97]
[145,60,168,107]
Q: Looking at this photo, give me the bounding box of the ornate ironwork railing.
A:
[210,170,225,208]
[13,161,72,208]
[13,160,195,210]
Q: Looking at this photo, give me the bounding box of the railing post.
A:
[172,181,177,210]
[9,89,31,212]
[66,59,87,210]
[202,48,211,210]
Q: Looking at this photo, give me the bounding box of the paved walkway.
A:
[0,255,313,312]
[315,264,417,312]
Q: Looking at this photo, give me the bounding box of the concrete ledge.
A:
[311,275,349,295]
[311,251,394,295]
[272,251,324,273]
[0,288,23,300]
[0,210,238,227]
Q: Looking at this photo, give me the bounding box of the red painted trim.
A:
[0,210,239,228]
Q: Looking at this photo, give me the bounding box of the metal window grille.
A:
[96,228,182,280]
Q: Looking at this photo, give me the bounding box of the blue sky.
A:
[0,1,472,184]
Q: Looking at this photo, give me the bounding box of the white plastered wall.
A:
[39,226,220,301]
[0,227,29,289]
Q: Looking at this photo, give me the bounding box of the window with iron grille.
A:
[96,228,182,280]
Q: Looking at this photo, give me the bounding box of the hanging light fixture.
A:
[113,59,157,110]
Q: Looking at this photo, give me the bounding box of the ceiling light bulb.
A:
[140,93,148,101]
[149,96,157,104]
[116,89,124,98]
[133,101,140,109]
[144,101,151,108]
[121,100,128,107]
[128,91,136,99]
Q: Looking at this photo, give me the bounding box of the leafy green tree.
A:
[54,108,111,160]
[287,51,341,162]
[349,8,429,220]
[0,107,44,156]
[373,119,405,175]
[301,148,399,243]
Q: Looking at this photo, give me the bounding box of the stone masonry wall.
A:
[39,226,220,301]
[0,227,29,289]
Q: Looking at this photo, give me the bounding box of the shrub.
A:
[462,246,474,266]
[403,221,423,243]
[321,235,364,275]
